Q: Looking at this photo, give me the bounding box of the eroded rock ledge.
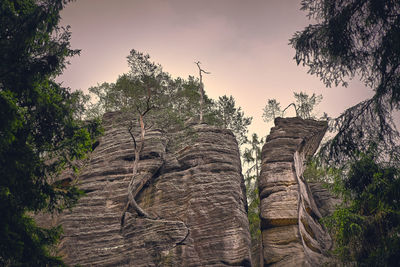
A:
[40,112,251,266]
[258,117,330,266]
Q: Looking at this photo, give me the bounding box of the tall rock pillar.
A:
[258,117,330,266]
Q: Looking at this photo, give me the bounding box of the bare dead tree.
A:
[282,102,298,117]
[195,61,210,123]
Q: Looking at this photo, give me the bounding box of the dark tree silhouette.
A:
[291,0,400,164]
[0,1,100,265]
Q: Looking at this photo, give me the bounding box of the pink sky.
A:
[59,0,373,136]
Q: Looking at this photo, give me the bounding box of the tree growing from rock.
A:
[262,91,323,122]
[86,52,253,227]
[215,95,252,146]
[113,50,172,225]
[292,91,323,119]
[195,61,210,123]
[169,76,201,121]
[262,99,282,122]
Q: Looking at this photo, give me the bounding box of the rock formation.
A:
[42,111,251,266]
[35,113,343,266]
[258,117,331,266]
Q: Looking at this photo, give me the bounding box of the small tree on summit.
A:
[292,92,322,119]
[262,91,323,122]
[116,49,193,225]
[86,51,253,227]
[262,99,282,122]
[110,50,172,225]
[215,95,252,146]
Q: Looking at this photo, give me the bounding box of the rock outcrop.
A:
[42,112,251,266]
[35,113,343,266]
[258,117,330,266]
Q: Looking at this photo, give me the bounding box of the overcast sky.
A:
[59,0,373,137]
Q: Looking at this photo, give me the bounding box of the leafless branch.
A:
[282,103,298,117]
[195,61,211,75]
[194,61,210,123]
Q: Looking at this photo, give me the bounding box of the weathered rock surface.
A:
[40,111,251,266]
[258,117,331,266]
[308,183,341,218]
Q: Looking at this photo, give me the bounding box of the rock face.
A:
[258,117,330,266]
[36,113,342,266]
[308,183,341,219]
[46,112,251,266]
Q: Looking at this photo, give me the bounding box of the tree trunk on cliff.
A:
[120,88,156,226]
[199,83,204,122]
[121,116,154,225]
[195,61,210,123]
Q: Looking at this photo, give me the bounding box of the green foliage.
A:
[169,76,202,121]
[0,0,100,265]
[213,95,252,146]
[262,91,323,122]
[0,211,66,267]
[291,0,400,102]
[291,0,400,164]
[87,50,187,139]
[305,149,400,266]
[70,90,91,121]
[243,133,263,179]
[322,149,400,266]
[86,82,115,119]
[87,51,252,147]
[247,185,261,243]
[303,157,342,184]
[87,53,197,137]
[291,2,400,265]
[124,49,171,114]
[243,134,263,245]
[293,92,322,119]
[262,99,282,122]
